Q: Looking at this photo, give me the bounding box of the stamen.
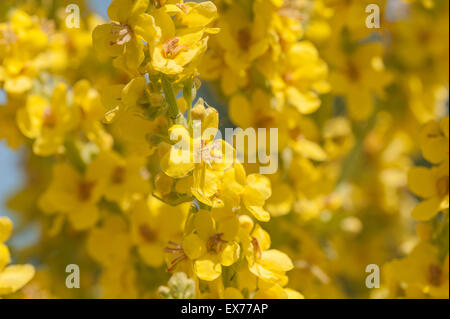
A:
[196,140,223,168]
[251,237,262,260]
[139,225,157,242]
[278,0,309,20]
[436,176,449,198]
[0,27,18,46]
[176,3,188,13]
[109,23,132,46]
[165,241,187,272]
[162,37,189,59]
[111,166,126,184]
[207,233,227,254]
[78,181,96,202]
[428,264,442,286]
[42,106,57,128]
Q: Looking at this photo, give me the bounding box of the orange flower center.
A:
[139,225,157,242]
[428,264,442,286]
[436,176,449,198]
[237,29,251,51]
[78,180,96,202]
[165,241,187,272]
[196,139,223,167]
[109,23,132,46]
[279,1,308,19]
[42,106,57,128]
[162,37,188,59]
[251,237,262,261]
[111,166,126,184]
[207,233,227,254]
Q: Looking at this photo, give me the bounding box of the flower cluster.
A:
[0,217,35,296]
[0,0,448,299]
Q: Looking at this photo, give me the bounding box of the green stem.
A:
[337,105,379,185]
[183,77,193,129]
[162,76,180,122]
[64,138,86,173]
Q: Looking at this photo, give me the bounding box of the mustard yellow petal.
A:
[294,138,328,162]
[0,217,13,243]
[202,107,219,141]
[133,13,160,43]
[194,210,215,240]
[266,183,294,217]
[182,233,206,260]
[194,259,222,281]
[247,174,272,200]
[180,2,218,28]
[285,288,305,299]
[122,77,146,109]
[420,120,448,164]
[92,24,123,59]
[411,196,442,221]
[4,76,33,94]
[286,87,320,115]
[252,224,271,251]
[249,263,287,285]
[68,204,100,230]
[124,37,145,70]
[253,284,288,299]
[220,242,240,267]
[246,205,270,223]
[260,249,294,272]
[217,215,239,241]
[0,244,11,271]
[229,94,253,128]
[108,0,148,23]
[138,243,165,268]
[408,167,437,199]
[0,264,35,296]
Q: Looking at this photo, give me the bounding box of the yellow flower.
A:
[87,214,132,269]
[131,197,189,268]
[215,1,271,77]
[0,10,47,94]
[0,217,35,296]
[265,182,294,217]
[182,210,240,281]
[383,242,449,299]
[39,162,106,230]
[161,106,235,207]
[0,98,25,149]
[408,161,449,221]
[210,160,273,222]
[419,117,449,165]
[149,1,218,77]
[17,83,79,156]
[240,217,294,286]
[241,174,272,222]
[92,0,160,70]
[267,41,329,114]
[253,283,304,299]
[101,76,162,156]
[72,80,113,150]
[88,151,151,211]
[328,43,393,121]
[101,76,147,123]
